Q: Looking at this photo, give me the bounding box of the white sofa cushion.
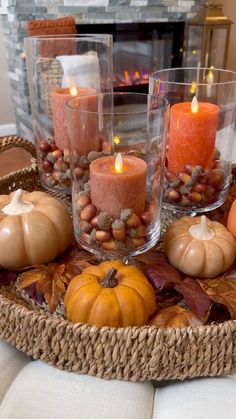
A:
[153,375,236,419]
[0,339,30,402]
[0,360,154,419]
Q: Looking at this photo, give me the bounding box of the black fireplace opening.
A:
[76,22,185,93]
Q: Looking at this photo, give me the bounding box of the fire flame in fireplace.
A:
[114,69,149,87]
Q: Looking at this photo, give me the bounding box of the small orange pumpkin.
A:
[64,260,157,327]
[227,199,236,238]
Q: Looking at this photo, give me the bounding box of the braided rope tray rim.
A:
[1,136,236,382]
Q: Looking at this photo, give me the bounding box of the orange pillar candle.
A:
[51,86,97,152]
[168,96,219,174]
[90,153,147,218]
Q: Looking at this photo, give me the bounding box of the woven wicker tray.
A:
[0,136,236,382]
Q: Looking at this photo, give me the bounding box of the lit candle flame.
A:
[67,79,77,96]
[191,96,198,113]
[115,153,123,173]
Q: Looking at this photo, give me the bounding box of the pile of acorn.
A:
[37,138,112,191]
[37,139,71,189]
[164,160,225,207]
[76,191,156,252]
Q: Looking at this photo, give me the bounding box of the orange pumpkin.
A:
[227,199,236,238]
[0,189,73,270]
[64,260,157,327]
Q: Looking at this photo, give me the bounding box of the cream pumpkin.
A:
[163,215,236,278]
[0,189,73,270]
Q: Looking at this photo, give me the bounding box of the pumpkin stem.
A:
[188,215,215,240]
[2,189,34,215]
[101,268,118,288]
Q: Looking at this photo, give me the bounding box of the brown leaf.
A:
[57,245,95,283]
[146,252,182,290]
[175,277,213,320]
[17,267,50,290]
[149,305,203,328]
[199,271,236,319]
[17,262,67,313]
[136,249,162,265]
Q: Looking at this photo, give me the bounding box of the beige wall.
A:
[0,16,15,125]
[222,0,236,71]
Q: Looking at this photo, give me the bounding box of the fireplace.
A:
[77,22,185,93]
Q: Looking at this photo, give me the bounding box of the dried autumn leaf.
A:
[199,271,236,319]
[148,305,203,328]
[146,252,182,290]
[136,248,162,265]
[175,277,212,320]
[17,263,67,313]
[57,245,95,283]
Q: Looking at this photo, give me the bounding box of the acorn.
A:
[97,212,112,231]
[38,140,50,153]
[51,171,67,182]
[178,172,191,184]
[188,191,202,203]
[74,167,84,178]
[111,219,126,241]
[127,228,137,238]
[87,151,100,162]
[140,211,152,225]
[84,181,91,192]
[125,237,135,250]
[120,208,132,222]
[50,143,58,152]
[79,156,90,169]
[96,230,112,242]
[77,192,91,209]
[80,204,97,222]
[43,175,55,187]
[63,148,70,163]
[90,216,98,228]
[101,240,116,251]
[191,165,203,180]
[168,189,182,202]
[125,213,141,228]
[81,221,93,234]
[52,149,63,160]
[133,238,145,248]
[165,170,177,182]
[136,225,147,238]
[46,152,57,164]
[54,158,69,172]
[42,160,53,172]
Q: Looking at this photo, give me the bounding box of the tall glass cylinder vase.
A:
[149,68,236,214]
[66,92,169,260]
[24,34,113,193]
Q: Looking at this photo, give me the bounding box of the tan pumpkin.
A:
[64,260,157,327]
[163,215,236,278]
[0,189,73,270]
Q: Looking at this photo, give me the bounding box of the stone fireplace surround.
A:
[1,0,204,140]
